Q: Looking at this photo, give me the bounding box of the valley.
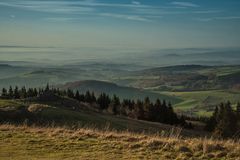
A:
[0,62,239,117]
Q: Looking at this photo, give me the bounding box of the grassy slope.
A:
[0,124,239,160]
[0,99,24,110]
[0,99,203,137]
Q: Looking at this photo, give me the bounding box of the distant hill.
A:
[127,65,240,91]
[59,80,182,104]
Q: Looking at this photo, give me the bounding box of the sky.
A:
[0,0,240,59]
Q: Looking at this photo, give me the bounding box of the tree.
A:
[134,100,144,119]
[91,92,96,103]
[75,90,80,101]
[212,102,238,138]
[21,87,27,98]
[205,106,218,131]
[45,83,50,92]
[109,95,120,115]
[27,88,34,97]
[67,89,74,99]
[85,91,92,103]
[97,93,111,110]
[167,102,179,125]
[13,86,20,99]
[1,88,7,97]
[33,88,38,97]
[79,94,85,102]
[143,97,151,120]
[8,86,13,98]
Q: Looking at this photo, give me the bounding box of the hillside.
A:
[0,124,239,160]
[0,97,205,137]
[60,80,182,103]
[125,65,240,91]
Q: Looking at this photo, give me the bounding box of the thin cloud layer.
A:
[0,0,237,22]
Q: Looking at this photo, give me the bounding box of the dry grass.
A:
[0,124,239,160]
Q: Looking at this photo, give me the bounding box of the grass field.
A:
[0,124,239,160]
[161,90,240,117]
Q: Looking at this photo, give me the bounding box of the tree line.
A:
[206,102,240,138]
[0,85,190,127]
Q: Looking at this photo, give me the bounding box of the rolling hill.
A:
[122,65,240,91]
[59,80,182,104]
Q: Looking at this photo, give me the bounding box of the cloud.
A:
[100,13,151,22]
[171,1,199,8]
[0,0,224,23]
[132,1,141,5]
[0,0,154,12]
[0,1,95,14]
[192,10,222,14]
[195,16,240,22]
[44,17,81,22]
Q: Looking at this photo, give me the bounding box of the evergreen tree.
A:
[67,89,74,98]
[213,102,238,138]
[110,95,120,115]
[79,94,85,102]
[21,87,27,98]
[85,91,92,103]
[13,86,20,99]
[167,102,178,125]
[33,88,38,97]
[143,97,151,120]
[75,90,80,101]
[97,93,111,110]
[205,106,218,131]
[134,100,144,119]
[1,88,7,97]
[8,86,13,98]
[91,92,96,103]
[45,83,50,92]
[27,88,34,97]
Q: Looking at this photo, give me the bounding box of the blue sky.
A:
[0,0,240,51]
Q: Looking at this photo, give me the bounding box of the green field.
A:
[160,90,240,117]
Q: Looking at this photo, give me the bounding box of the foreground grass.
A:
[0,124,239,160]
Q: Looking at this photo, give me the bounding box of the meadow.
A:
[161,90,240,117]
[0,124,239,160]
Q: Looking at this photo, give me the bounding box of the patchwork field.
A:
[161,90,240,117]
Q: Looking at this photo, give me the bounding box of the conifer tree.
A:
[134,100,144,119]
[85,91,92,103]
[110,94,120,115]
[1,88,7,97]
[21,87,27,98]
[75,90,80,101]
[67,89,74,98]
[8,86,13,98]
[45,83,50,92]
[97,93,110,110]
[91,92,96,103]
[214,102,238,138]
[13,86,20,99]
